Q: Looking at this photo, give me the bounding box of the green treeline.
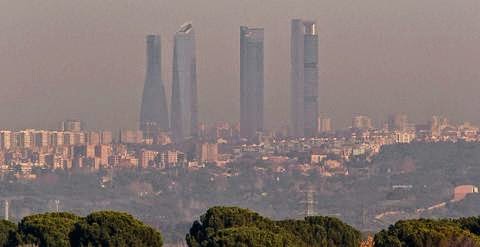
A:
[374,217,480,247]
[5,207,480,247]
[0,220,16,247]
[0,211,163,247]
[186,206,361,247]
[185,207,480,247]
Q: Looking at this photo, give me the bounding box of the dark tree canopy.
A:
[374,218,480,247]
[0,211,162,247]
[12,212,80,247]
[455,216,480,236]
[186,206,361,247]
[278,216,361,247]
[0,220,16,247]
[70,211,163,247]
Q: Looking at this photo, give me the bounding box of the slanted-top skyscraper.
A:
[290,19,319,138]
[171,23,198,141]
[240,26,264,140]
[140,35,169,138]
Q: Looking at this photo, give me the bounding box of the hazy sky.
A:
[0,0,479,130]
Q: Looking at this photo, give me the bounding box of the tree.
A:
[374,219,480,247]
[70,211,163,247]
[186,206,361,247]
[209,226,295,247]
[0,220,16,247]
[278,216,361,247]
[14,212,80,247]
[455,216,480,235]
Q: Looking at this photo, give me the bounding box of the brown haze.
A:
[0,0,479,130]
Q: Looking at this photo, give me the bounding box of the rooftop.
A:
[178,22,193,33]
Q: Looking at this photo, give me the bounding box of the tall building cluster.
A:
[139,23,198,143]
[139,19,320,143]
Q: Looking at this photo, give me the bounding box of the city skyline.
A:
[2,2,480,245]
[0,0,479,130]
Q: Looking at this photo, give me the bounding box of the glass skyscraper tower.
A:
[171,23,198,141]
[290,19,319,138]
[240,26,264,140]
[139,35,169,137]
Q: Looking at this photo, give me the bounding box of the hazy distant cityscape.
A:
[2,19,480,181]
[1,19,478,177]
[0,113,478,179]
[2,12,480,246]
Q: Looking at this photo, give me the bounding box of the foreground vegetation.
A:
[4,207,480,246]
[185,207,480,247]
[186,206,361,247]
[374,217,480,247]
[0,211,163,247]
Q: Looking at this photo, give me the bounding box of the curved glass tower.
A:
[171,23,198,141]
[140,35,169,137]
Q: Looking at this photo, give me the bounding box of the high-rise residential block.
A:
[0,131,13,150]
[291,19,319,138]
[352,115,373,130]
[171,23,198,141]
[197,142,218,164]
[87,131,101,145]
[100,131,113,145]
[388,113,409,131]
[318,116,332,133]
[119,129,143,144]
[240,26,264,140]
[61,120,83,132]
[33,130,50,148]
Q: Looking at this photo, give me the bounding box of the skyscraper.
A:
[171,23,198,141]
[139,35,169,137]
[290,19,319,138]
[240,26,264,140]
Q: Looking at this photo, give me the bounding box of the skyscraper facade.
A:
[171,23,198,141]
[290,19,319,138]
[240,26,264,140]
[139,35,169,137]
